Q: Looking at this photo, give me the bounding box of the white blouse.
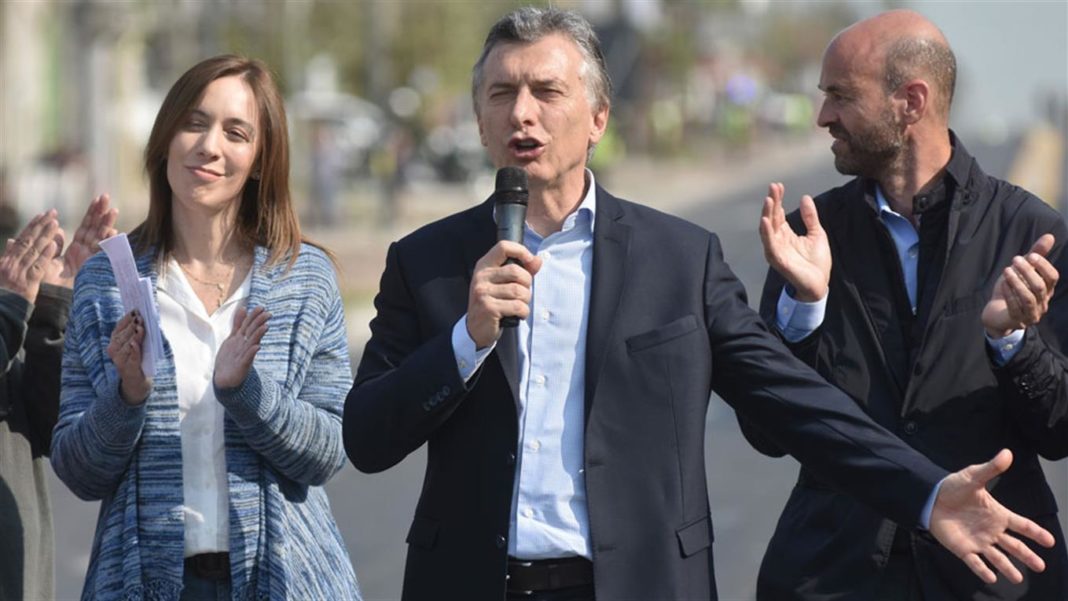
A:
[157,257,252,557]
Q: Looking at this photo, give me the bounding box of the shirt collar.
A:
[491,168,598,235]
[874,185,899,218]
[159,256,252,315]
[564,168,598,234]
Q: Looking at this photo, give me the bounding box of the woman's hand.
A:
[214,305,271,390]
[107,310,152,405]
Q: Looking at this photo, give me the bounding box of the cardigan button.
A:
[903,421,918,435]
[496,534,507,549]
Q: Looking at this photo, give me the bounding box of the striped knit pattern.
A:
[51,244,362,600]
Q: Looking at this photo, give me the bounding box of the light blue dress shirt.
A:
[774,184,1025,528]
[451,171,597,559]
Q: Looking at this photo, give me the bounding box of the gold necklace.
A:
[177,259,239,309]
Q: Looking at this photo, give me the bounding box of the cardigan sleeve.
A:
[50,261,147,501]
[214,254,350,486]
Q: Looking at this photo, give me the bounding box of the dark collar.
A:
[861,128,973,216]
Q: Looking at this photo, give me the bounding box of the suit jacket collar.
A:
[585,186,631,418]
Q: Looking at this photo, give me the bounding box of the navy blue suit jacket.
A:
[344,186,948,600]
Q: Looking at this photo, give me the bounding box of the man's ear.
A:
[476,110,488,147]
[899,79,931,125]
[589,104,610,146]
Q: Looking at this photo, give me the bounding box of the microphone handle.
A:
[500,256,521,327]
[496,201,526,328]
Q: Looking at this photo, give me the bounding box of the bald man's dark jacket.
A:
[741,134,1068,600]
[344,185,959,601]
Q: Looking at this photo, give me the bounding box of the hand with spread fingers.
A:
[930,449,1056,584]
[46,193,119,290]
[0,210,62,303]
[758,182,832,302]
[214,305,271,390]
[106,310,151,405]
[982,233,1059,338]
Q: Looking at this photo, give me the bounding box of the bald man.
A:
[743,10,1068,600]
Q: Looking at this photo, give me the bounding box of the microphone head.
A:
[495,166,528,196]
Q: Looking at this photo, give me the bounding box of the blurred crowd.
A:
[1,1,852,232]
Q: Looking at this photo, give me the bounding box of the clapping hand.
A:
[758,182,832,302]
[48,193,119,289]
[214,306,271,390]
[981,234,1058,338]
[0,210,62,303]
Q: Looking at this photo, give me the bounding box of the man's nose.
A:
[816,100,835,129]
[510,88,537,127]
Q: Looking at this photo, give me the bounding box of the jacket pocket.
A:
[626,315,699,353]
[405,515,440,549]
[676,514,714,557]
[942,291,985,316]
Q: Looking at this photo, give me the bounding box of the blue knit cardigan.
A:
[52,244,362,600]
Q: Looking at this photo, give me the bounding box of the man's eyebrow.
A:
[819,83,849,95]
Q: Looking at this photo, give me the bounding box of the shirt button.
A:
[542,251,551,260]
[530,440,541,452]
[540,309,551,321]
[523,508,534,518]
[535,374,546,386]
[908,247,918,259]
[459,359,468,370]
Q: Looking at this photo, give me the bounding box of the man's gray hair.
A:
[471,6,613,115]
[884,36,957,119]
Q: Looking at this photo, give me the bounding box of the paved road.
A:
[48,132,1067,600]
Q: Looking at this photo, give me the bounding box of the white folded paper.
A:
[99,233,164,378]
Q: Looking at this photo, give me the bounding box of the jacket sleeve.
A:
[0,289,32,422]
[20,284,71,453]
[214,258,351,487]
[702,233,946,527]
[736,211,823,459]
[343,242,471,474]
[992,221,1068,459]
[51,268,147,501]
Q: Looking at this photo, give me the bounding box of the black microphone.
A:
[493,166,528,328]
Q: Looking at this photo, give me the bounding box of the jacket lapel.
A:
[831,187,910,405]
[584,188,630,418]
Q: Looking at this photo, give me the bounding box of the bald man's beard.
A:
[829,106,904,178]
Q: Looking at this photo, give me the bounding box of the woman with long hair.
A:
[51,55,361,600]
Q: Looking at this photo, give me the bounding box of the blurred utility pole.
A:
[364,1,392,106]
[72,0,130,197]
